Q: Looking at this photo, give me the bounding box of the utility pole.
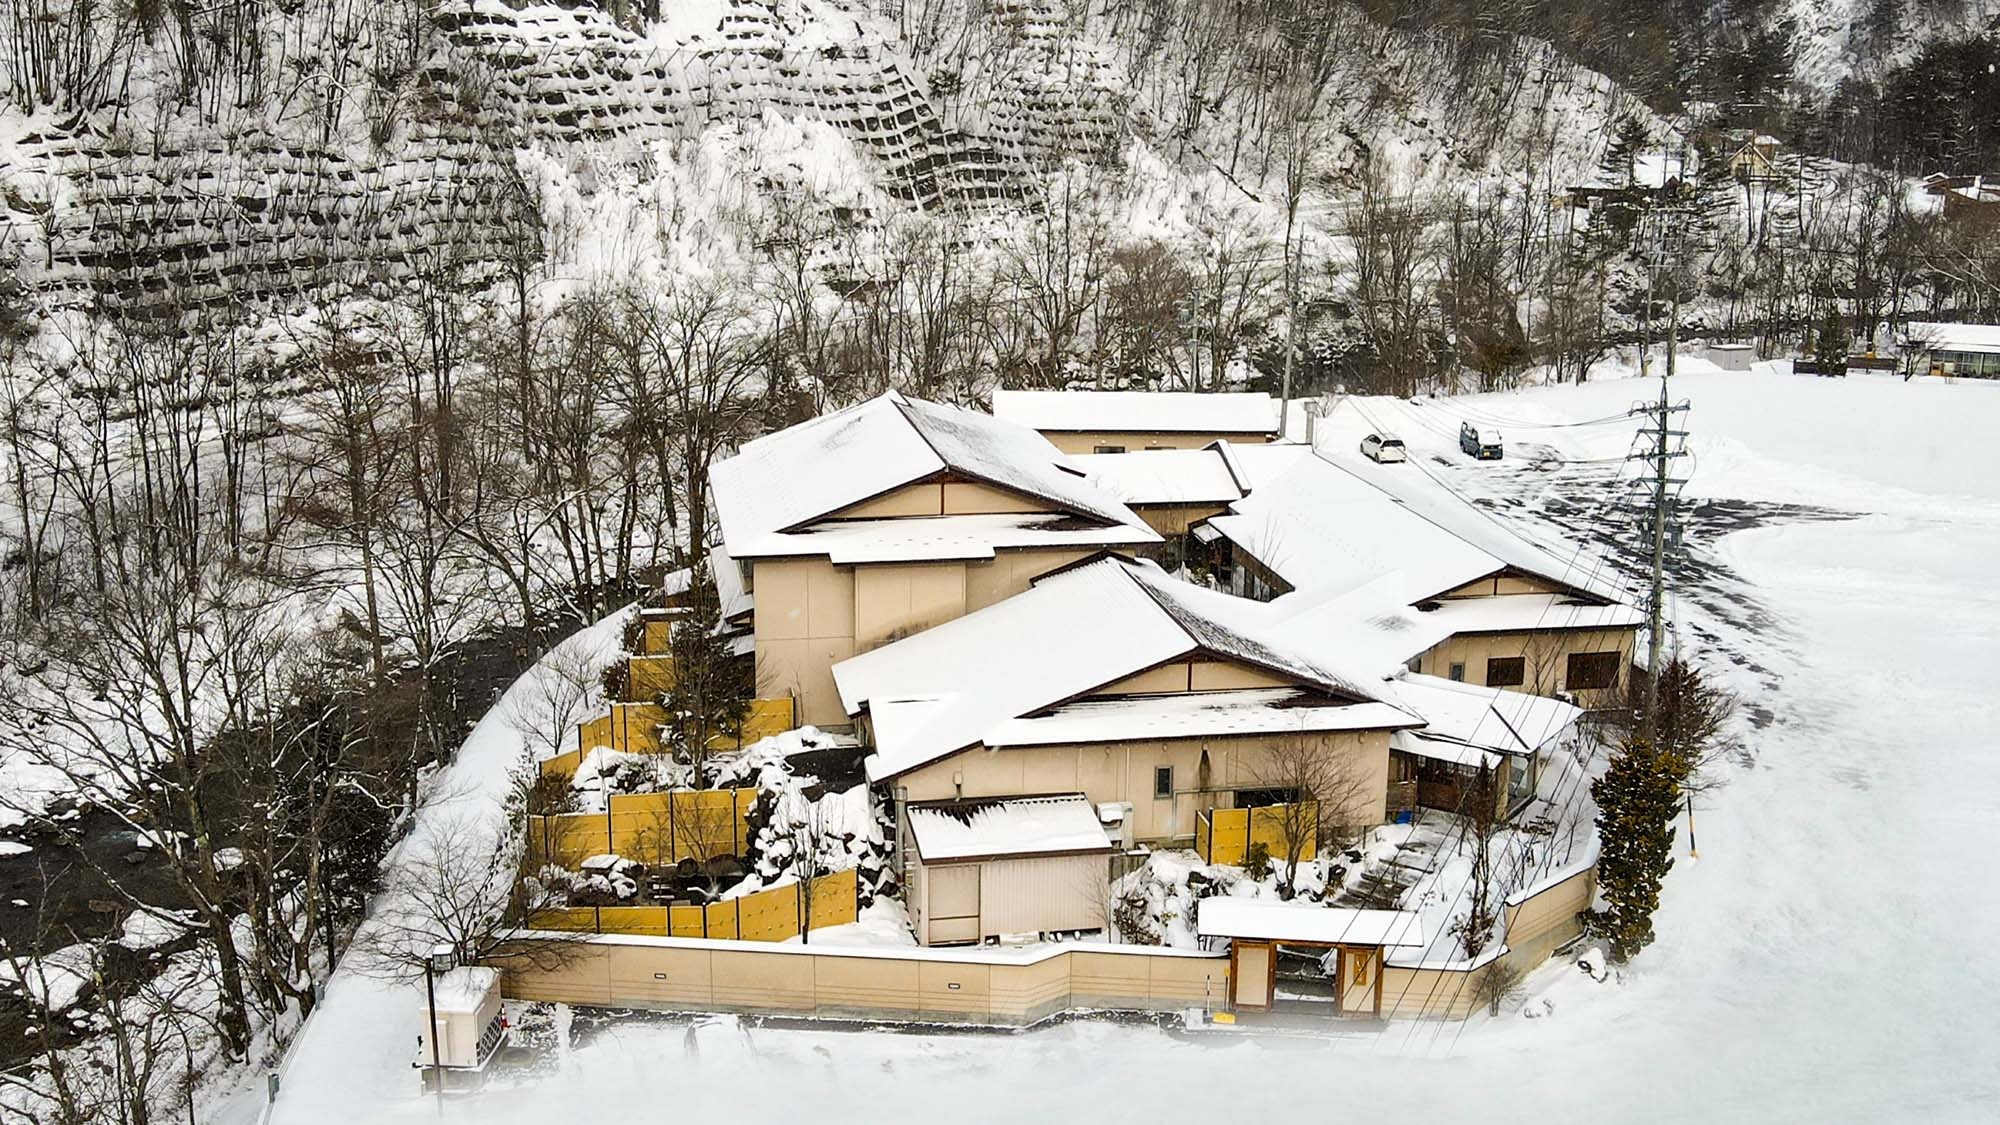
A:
[1625,211,1691,747]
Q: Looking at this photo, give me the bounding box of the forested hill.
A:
[1369,0,2000,170]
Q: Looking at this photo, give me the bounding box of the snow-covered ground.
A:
[262,366,2000,1121]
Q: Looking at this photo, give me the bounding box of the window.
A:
[1407,657,1422,674]
[1093,444,1126,454]
[1486,656,1527,688]
[1566,651,1622,691]
[1448,661,1466,682]
[1153,766,1174,799]
[1507,752,1535,808]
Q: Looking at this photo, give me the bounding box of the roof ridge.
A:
[1119,559,1206,652]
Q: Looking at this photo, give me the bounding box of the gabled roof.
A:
[991,390,1281,435]
[1197,899,1427,947]
[1206,453,1626,606]
[1067,446,1247,506]
[907,794,1113,863]
[835,557,1417,781]
[1382,674,1582,770]
[709,392,1153,559]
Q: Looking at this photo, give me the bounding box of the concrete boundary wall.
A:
[1381,859,1597,1020]
[494,933,1229,1027]
[498,858,1594,1025]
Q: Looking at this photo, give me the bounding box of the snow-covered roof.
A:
[1268,583,1639,683]
[836,557,1415,781]
[1384,674,1581,769]
[709,392,1153,558]
[709,544,752,620]
[1206,455,1499,600]
[991,390,1281,435]
[430,966,499,1014]
[1906,322,2000,355]
[1196,899,1428,947]
[780,512,1155,564]
[1067,446,1247,506]
[1632,152,1684,189]
[986,688,1421,747]
[1212,441,1313,490]
[907,794,1114,863]
[1209,453,1627,605]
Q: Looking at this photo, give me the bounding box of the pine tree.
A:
[1592,734,1681,963]
[663,562,752,788]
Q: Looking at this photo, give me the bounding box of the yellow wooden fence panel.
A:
[808,868,860,931]
[626,655,676,702]
[637,618,674,655]
[1198,802,1317,867]
[537,747,585,781]
[531,871,857,943]
[527,788,759,869]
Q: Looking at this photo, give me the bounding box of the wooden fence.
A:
[526,788,759,868]
[1195,801,1318,867]
[537,697,797,780]
[534,869,859,943]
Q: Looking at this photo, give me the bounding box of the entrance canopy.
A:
[1197,898,1427,948]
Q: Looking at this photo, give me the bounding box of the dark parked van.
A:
[1459,422,1502,460]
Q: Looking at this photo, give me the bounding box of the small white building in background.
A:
[906,793,1115,946]
[1902,322,2000,379]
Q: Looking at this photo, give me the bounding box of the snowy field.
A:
[259,366,2000,1123]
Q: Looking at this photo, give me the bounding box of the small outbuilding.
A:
[906,793,1115,945]
[420,966,506,1073]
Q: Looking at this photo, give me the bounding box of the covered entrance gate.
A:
[1197,898,1426,1019]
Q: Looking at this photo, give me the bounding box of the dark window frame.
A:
[1153,765,1174,799]
[1486,656,1527,688]
[1566,651,1622,691]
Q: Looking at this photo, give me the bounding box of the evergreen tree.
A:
[663,562,753,788]
[1592,734,1681,963]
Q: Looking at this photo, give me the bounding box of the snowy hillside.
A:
[0,0,1653,319]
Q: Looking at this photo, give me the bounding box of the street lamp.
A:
[423,943,454,1100]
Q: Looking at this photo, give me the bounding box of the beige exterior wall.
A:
[1437,572,1568,599]
[1379,861,1596,1020]
[1090,658,1291,697]
[830,480,1056,521]
[913,853,1110,945]
[496,937,1228,1027]
[1131,502,1229,537]
[1043,431,1273,454]
[964,547,1096,611]
[855,562,969,650]
[896,730,1391,844]
[753,547,1093,726]
[1412,625,1637,707]
[753,557,859,727]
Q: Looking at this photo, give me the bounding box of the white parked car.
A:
[1360,433,1408,463]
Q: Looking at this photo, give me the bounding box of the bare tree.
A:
[1242,724,1372,900]
[1451,763,1503,958]
[772,794,840,945]
[507,633,605,765]
[352,814,580,979]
